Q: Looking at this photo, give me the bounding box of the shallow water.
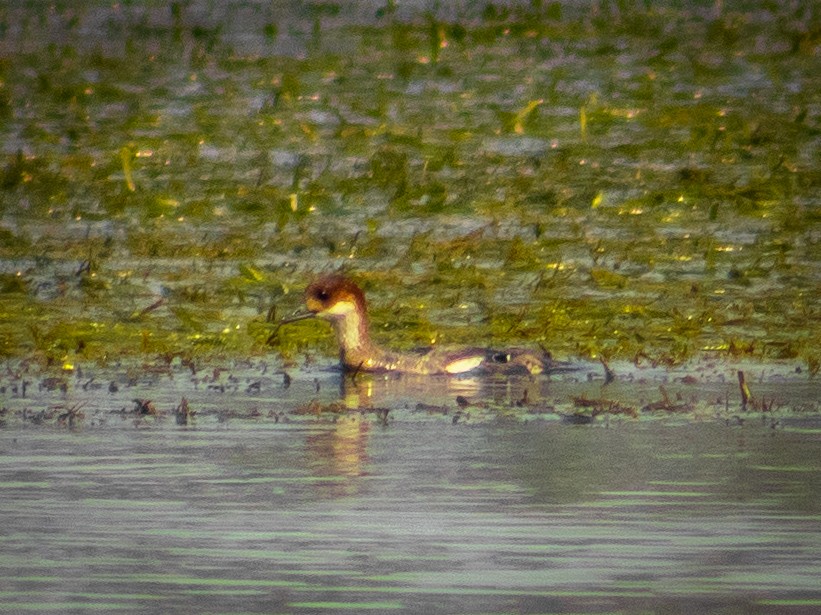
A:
[1,364,819,614]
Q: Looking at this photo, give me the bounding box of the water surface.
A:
[1,368,819,614]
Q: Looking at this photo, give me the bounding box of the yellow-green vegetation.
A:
[0,1,818,373]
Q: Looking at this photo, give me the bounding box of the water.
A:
[1,367,819,614]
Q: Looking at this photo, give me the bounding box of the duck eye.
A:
[317,289,329,300]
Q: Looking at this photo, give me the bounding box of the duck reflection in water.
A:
[304,415,371,499]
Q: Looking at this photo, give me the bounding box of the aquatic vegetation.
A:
[0,1,818,376]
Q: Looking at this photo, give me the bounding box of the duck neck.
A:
[331,310,380,369]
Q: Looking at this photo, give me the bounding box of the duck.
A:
[280,273,574,376]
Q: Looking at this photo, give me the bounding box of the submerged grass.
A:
[0,1,818,374]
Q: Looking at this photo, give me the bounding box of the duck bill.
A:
[279,310,316,325]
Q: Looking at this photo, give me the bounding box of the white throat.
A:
[322,300,365,352]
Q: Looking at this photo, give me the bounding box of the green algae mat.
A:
[0,1,818,375]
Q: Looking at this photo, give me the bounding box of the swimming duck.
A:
[281,274,573,376]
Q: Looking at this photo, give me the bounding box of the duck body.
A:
[285,274,573,376]
[339,343,558,376]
